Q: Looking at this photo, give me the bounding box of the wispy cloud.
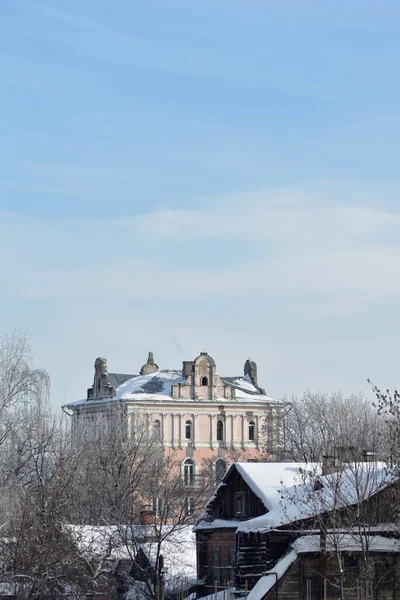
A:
[2,190,400,313]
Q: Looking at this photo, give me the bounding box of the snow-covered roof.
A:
[197,462,315,531]
[67,524,196,589]
[238,462,396,533]
[66,370,281,408]
[194,519,243,531]
[204,462,316,514]
[235,462,317,510]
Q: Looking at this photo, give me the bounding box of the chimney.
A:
[182,361,194,377]
[244,359,258,388]
[322,454,338,475]
[363,450,377,463]
[140,504,155,525]
[87,357,116,400]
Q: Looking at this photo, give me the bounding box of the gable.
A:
[206,466,266,520]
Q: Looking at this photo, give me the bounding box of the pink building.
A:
[64,351,288,485]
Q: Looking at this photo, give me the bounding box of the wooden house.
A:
[196,461,400,600]
[248,534,400,600]
[195,463,310,592]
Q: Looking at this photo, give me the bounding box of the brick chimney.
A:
[182,361,194,377]
[140,504,155,525]
[322,454,338,475]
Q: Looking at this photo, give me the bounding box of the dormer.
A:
[194,352,215,397]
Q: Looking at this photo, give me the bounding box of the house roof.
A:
[66,370,282,408]
[237,462,396,533]
[197,462,315,530]
[67,524,196,590]
[204,462,315,512]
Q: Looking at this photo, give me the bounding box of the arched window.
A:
[153,419,161,439]
[185,420,192,440]
[215,459,227,483]
[217,420,224,441]
[183,459,195,486]
[201,376,208,386]
[248,421,255,441]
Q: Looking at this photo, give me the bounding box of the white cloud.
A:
[2,192,400,310]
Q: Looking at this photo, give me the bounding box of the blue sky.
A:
[1,0,400,405]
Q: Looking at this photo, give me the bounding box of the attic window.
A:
[235,492,247,517]
[201,376,208,386]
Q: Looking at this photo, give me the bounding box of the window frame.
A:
[235,491,247,517]
[183,458,195,487]
[217,420,224,441]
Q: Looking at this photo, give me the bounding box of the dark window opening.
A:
[344,555,358,569]
[201,376,208,386]
[217,420,224,441]
[185,420,192,440]
[248,421,255,441]
[235,491,247,516]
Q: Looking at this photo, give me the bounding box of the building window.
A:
[153,497,162,518]
[248,421,255,441]
[217,420,224,441]
[201,376,208,386]
[235,491,247,517]
[212,548,221,583]
[184,496,194,515]
[183,458,195,486]
[153,419,161,439]
[185,420,192,440]
[215,459,227,483]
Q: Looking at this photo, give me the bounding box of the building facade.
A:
[64,351,288,485]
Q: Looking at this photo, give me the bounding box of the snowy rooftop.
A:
[196,462,316,531]
[66,370,281,408]
[203,462,316,514]
[237,462,396,533]
[67,524,196,589]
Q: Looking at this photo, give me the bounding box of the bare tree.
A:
[267,390,383,462]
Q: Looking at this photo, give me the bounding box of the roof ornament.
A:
[140,351,159,376]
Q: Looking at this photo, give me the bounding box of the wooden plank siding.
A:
[197,529,237,587]
[207,468,266,521]
[236,531,295,590]
[259,554,400,600]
